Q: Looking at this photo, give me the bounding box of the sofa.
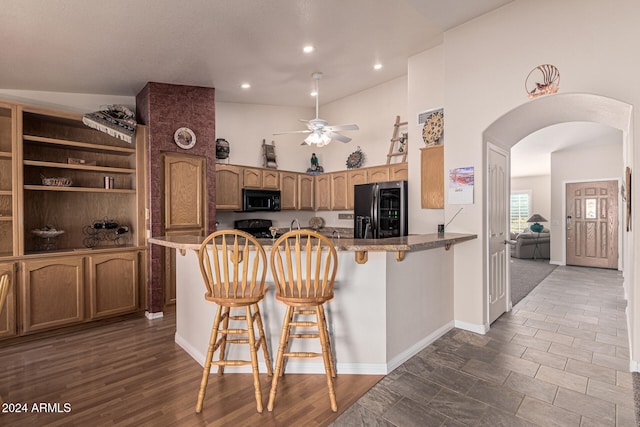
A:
[510,230,550,259]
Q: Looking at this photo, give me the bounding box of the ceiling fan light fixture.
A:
[304,131,331,147]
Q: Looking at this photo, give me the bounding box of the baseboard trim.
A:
[454,320,489,335]
[145,311,164,320]
[386,321,454,373]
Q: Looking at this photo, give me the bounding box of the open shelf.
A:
[23,135,135,155]
[24,185,136,194]
[24,160,135,174]
[0,151,11,159]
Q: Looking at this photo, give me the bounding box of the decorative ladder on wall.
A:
[386,115,408,164]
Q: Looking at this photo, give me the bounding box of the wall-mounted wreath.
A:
[346,146,365,169]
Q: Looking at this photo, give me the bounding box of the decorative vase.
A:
[215,138,230,160]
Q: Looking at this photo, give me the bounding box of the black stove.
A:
[234,219,283,239]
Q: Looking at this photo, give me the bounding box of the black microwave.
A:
[242,189,281,212]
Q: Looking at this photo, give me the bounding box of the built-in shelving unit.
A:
[20,108,143,253]
[0,101,148,340]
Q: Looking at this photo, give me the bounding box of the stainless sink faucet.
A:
[290,218,301,232]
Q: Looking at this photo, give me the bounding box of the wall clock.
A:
[174,127,196,149]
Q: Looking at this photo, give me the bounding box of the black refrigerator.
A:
[353,180,408,239]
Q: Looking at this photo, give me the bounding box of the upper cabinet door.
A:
[330,172,349,210]
[243,168,262,188]
[215,164,243,211]
[163,152,206,231]
[367,166,390,183]
[262,169,279,189]
[279,172,297,210]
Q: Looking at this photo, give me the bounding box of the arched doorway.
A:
[482,93,632,325]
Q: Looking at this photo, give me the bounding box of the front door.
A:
[162,152,206,306]
[566,180,618,269]
[488,144,509,324]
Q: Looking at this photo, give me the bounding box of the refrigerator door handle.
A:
[371,184,377,239]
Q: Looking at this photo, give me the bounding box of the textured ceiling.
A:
[8,0,598,178]
[0,0,513,106]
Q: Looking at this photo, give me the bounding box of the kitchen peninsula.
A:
[149,232,476,375]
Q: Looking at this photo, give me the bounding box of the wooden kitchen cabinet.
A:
[0,262,16,338]
[262,169,279,189]
[298,174,314,210]
[367,166,390,183]
[0,100,148,342]
[390,162,408,181]
[20,256,84,334]
[330,172,349,210]
[315,174,331,211]
[242,166,279,190]
[0,103,15,258]
[215,164,243,210]
[243,167,262,188]
[421,145,444,208]
[88,251,139,319]
[347,169,367,210]
[279,171,298,210]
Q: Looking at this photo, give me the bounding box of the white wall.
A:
[215,102,313,172]
[550,141,623,263]
[511,174,551,231]
[407,46,446,234]
[419,0,640,332]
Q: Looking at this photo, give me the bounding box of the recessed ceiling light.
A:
[310,91,318,97]
[241,83,251,89]
[303,45,315,53]
[373,63,383,70]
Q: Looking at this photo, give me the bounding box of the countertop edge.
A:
[148,233,477,253]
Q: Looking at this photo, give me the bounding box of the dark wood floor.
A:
[0,312,381,426]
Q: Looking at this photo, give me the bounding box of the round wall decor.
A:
[422,110,444,146]
[346,146,365,169]
[174,127,196,149]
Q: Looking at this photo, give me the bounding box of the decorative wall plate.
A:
[174,127,196,149]
[422,110,444,146]
[346,146,365,169]
[309,216,325,230]
[525,64,560,98]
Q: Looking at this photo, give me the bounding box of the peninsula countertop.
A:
[148,232,477,253]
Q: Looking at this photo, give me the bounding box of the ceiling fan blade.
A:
[272,130,312,135]
[325,123,359,131]
[327,132,352,143]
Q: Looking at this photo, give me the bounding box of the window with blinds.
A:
[510,191,531,232]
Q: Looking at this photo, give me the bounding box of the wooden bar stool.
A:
[267,229,338,412]
[195,230,273,413]
[0,272,9,406]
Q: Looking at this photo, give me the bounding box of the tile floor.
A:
[332,265,636,426]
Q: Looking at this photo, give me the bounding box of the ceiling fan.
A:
[273,72,359,146]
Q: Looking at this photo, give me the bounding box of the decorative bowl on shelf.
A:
[41,175,72,187]
[31,228,65,238]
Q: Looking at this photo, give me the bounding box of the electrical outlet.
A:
[338,213,354,220]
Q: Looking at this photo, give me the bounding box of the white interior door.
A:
[487,144,509,324]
